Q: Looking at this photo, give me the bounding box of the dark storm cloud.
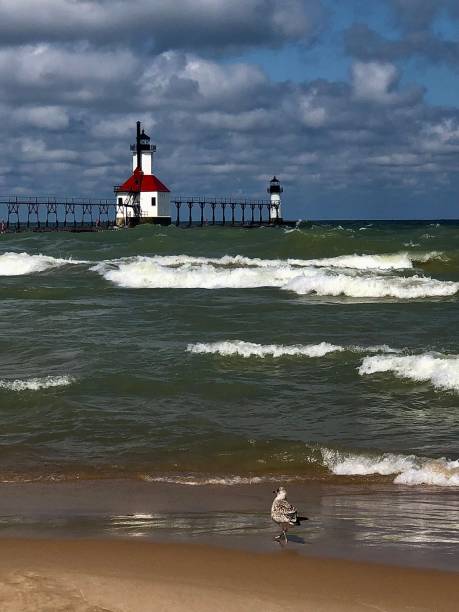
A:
[0,0,326,52]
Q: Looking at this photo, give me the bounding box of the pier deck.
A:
[0,195,285,231]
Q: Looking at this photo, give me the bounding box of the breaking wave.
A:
[143,447,459,487]
[284,269,458,299]
[0,252,84,276]
[0,375,75,391]
[187,340,399,358]
[92,256,298,289]
[142,475,267,486]
[359,354,459,392]
[297,251,444,270]
[93,253,456,299]
[321,447,459,487]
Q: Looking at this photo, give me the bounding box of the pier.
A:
[0,124,290,232]
[172,196,279,227]
[0,196,115,231]
[0,194,283,231]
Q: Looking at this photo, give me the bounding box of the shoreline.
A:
[0,479,457,573]
[0,538,457,611]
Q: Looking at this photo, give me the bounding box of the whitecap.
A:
[92,256,299,289]
[142,475,267,486]
[187,341,399,359]
[321,447,459,487]
[92,254,457,299]
[187,340,344,359]
[0,252,85,276]
[284,269,458,299]
[298,251,443,271]
[359,353,459,392]
[0,375,75,391]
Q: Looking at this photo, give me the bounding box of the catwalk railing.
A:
[172,196,278,226]
[0,195,280,230]
[0,196,116,230]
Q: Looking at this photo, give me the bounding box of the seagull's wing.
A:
[271,499,298,524]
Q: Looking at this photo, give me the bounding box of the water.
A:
[0,222,458,487]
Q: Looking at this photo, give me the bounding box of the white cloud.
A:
[0,44,139,91]
[352,61,400,103]
[0,0,323,50]
[19,138,79,162]
[13,105,69,130]
[298,93,328,127]
[140,52,267,108]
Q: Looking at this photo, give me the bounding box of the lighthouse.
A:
[114,121,171,226]
[268,176,283,223]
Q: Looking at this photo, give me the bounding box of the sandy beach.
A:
[0,538,457,612]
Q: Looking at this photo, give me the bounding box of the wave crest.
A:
[284,269,458,299]
[93,253,456,299]
[321,447,459,487]
[359,354,459,392]
[0,252,85,276]
[142,475,267,486]
[187,341,399,359]
[0,375,75,391]
[187,340,344,358]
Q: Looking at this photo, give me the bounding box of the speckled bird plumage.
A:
[271,486,307,543]
[271,497,299,525]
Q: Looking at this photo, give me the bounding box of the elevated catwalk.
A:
[0,195,293,231]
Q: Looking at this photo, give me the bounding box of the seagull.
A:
[271,486,308,543]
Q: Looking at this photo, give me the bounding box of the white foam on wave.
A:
[93,253,455,299]
[188,340,344,358]
[359,354,459,392]
[284,269,458,299]
[142,475,267,486]
[299,251,443,271]
[187,340,400,359]
[0,252,85,276]
[321,447,459,487]
[0,375,74,391]
[92,256,299,289]
[104,251,440,271]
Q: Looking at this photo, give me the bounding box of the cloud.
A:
[0,44,139,107]
[350,61,422,105]
[0,0,458,218]
[388,0,442,31]
[345,1,459,66]
[140,52,269,111]
[352,61,400,103]
[0,0,326,52]
[13,106,69,130]
[345,22,459,65]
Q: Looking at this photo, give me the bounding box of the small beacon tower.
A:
[268,176,283,224]
[114,121,171,226]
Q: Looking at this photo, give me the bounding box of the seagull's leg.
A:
[274,528,282,541]
[282,526,288,543]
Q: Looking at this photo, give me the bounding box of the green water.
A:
[0,222,458,485]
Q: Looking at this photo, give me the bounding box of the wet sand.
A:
[0,538,458,612]
[0,479,457,571]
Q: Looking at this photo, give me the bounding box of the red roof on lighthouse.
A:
[116,168,170,193]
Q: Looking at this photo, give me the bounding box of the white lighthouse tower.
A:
[114,121,171,226]
[268,176,283,223]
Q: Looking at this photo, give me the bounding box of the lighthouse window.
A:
[151,197,156,207]
[118,197,123,206]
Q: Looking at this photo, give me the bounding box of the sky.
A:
[0,0,458,219]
